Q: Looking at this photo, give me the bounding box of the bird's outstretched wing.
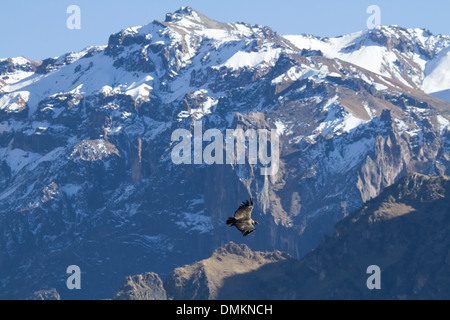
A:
[233,198,254,221]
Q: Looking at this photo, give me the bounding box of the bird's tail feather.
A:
[226,217,236,226]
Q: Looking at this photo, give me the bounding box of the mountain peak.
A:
[165,6,198,22]
[163,242,290,300]
[175,6,195,15]
[164,6,210,26]
[161,6,234,33]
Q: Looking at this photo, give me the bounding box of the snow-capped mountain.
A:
[1,7,450,299]
[286,26,450,96]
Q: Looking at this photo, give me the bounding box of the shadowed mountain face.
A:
[218,173,450,300]
[111,174,450,301]
[1,7,450,299]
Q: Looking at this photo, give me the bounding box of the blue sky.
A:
[1,0,449,61]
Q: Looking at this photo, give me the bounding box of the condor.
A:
[226,198,259,237]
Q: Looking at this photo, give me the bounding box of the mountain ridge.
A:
[109,173,450,300]
[215,172,450,300]
[0,7,450,299]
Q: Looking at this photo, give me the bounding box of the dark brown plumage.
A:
[226,198,258,236]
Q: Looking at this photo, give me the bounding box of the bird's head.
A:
[253,220,259,225]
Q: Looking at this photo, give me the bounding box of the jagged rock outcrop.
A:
[27,288,61,300]
[113,272,167,300]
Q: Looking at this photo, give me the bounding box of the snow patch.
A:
[311,97,367,138]
[0,91,30,113]
[422,46,450,94]
[274,120,287,136]
[61,184,82,198]
[216,48,282,70]
[437,115,450,134]
[0,148,40,175]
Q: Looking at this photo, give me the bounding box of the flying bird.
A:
[226,198,259,237]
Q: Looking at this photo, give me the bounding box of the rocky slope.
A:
[113,272,167,300]
[108,242,288,300]
[163,242,289,300]
[218,173,450,300]
[0,7,450,299]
